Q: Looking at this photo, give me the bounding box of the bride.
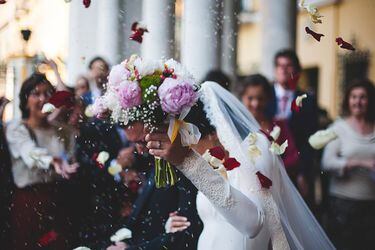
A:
[146,81,334,250]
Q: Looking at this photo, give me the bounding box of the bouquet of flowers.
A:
[92,55,201,188]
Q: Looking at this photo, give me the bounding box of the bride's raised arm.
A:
[177,149,265,238]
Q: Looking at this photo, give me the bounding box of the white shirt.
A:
[274,83,294,120]
[322,118,375,200]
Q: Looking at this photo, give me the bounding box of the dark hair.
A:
[185,100,216,138]
[88,56,109,72]
[342,78,375,122]
[19,73,54,119]
[274,49,301,73]
[203,70,231,90]
[238,74,272,99]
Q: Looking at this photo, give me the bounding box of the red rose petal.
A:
[48,91,75,109]
[38,230,58,247]
[305,27,324,42]
[256,171,272,189]
[209,146,226,161]
[336,37,355,51]
[0,0,7,4]
[129,22,148,44]
[223,158,240,171]
[83,0,91,8]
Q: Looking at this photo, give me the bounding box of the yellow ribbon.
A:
[170,118,183,144]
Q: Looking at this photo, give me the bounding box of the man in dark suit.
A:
[73,118,137,249]
[268,49,319,206]
[107,121,202,250]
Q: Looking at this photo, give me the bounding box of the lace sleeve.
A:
[177,150,264,238]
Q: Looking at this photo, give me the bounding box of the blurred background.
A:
[0,0,374,121]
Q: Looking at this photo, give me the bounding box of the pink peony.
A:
[108,64,131,85]
[118,81,142,108]
[158,78,197,115]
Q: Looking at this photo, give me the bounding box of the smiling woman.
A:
[5,73,78,249]
[322,78,375,249]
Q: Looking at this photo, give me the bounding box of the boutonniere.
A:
[260,126,288,155]
[256,171,272,189]
[247,132,262,163]
[202,146,240,179]
[291,94,307,112]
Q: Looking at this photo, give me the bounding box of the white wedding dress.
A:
[175,82,335,250]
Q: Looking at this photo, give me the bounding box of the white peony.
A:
[308,129,337,150]
[110,228,132,242]
[133,57,161,77]
[164,58,193,80]
[41,103,56,113]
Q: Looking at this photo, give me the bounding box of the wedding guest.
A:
[322,79,375,250]
[106,121,202,250]
[5,73,78,250]
[268,49,318,204]
[240,74,299,179]
[74,117,140,249]
[75,75,91,105]
[202,69,231,90]
[87,56,110,101]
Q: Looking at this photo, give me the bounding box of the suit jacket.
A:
[73,119,130,248]
[121,165,203,250]
[268,86,319,176]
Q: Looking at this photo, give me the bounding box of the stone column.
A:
[260,0,297,79]
[141,0,175,60]
[181,0,223,81]
[221,0,240,82]
[96,0,120,65]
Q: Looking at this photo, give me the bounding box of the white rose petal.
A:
[73,247,91,250]
[84,105,94,117]
[108,162,122,176]
[248,145,262,163]
[269,140,288,155]
[295,94,307,107]
[42,103,56,113]
[308,129,337,150]
[97,151,110,165]
[110,228,132,242]
[270,125,281,141]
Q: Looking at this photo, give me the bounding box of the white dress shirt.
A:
[274,83,294,120]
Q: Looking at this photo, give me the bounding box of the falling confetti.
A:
[305,27,324,42]
[129,22,149,43]
[299,0,323,24]
[336,37,355,51]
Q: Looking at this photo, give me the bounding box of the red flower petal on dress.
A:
[209,146,225,161]
[256,171,272,189]
[336,37,355,51]
[223,158,240,171]
[287,73,300,90]
[83,0,91,8]
[48,91,75,109]
[129,22,149,44]
[259,129,274,142]
[305,27,324,42]
[38,230,58,247]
